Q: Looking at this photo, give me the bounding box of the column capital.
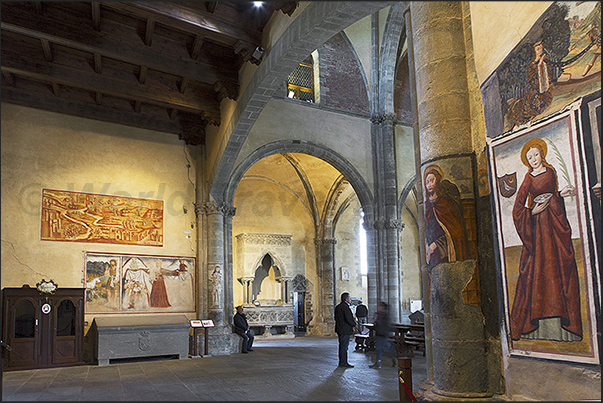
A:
[196,201,236,217]
[370,113,397,125]
[237,277,254,284]
[315,238,337,246]
[385,219,405,230]
[365,219,405,230]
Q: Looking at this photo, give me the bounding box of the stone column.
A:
[316,238,336,336]
[238,277,253,305]
[201,201,227,326]
[280,277,291,304]
[198,201,238,355]
[409,2,490,398]
[370,113,404,323]
[363,217,379,316]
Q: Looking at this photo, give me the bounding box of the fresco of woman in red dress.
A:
[150,259,171,308]
[423,165,470,269]
[510,137,582,341]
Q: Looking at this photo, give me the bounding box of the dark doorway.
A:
[293,291,306,332]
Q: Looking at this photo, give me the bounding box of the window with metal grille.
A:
[287,57,314,102]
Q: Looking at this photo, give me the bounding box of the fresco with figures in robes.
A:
[85,252,195,314]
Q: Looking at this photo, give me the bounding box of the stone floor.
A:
[1,336,427,401]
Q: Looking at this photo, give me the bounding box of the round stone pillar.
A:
[201,201,229,326]
[198,201,238,355]
[316,238,336,335]
[409,1,491,398]
[370,113,404,323]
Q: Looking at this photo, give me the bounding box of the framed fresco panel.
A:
[84,252,196,314]
[41,189,163,246]
[488,102,599,364]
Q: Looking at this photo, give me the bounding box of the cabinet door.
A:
[7,298,39,369]
[52,298,79,365]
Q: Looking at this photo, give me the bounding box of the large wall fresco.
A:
[84,252,195,314]
[482,2,600,136]
[41,189,163,246]
[483,1,600,364]
[489,106,599,364]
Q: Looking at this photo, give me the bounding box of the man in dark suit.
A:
[234,305,254,353]
[334,292,357,368]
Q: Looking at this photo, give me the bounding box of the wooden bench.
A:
[354,334,370,351]
[404,333,426,356]
[393,323,426,357]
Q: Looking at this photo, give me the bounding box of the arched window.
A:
[287,56,314,102]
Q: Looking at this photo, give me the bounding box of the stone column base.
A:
[418,380,495,401]
[203,325,240,356]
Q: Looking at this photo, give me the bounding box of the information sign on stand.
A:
[190,319,214,358]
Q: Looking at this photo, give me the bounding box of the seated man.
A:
[234,305,254,353]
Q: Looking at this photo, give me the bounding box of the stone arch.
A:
[250,251,287,279]
[225,140,374,224]
[252,253,284,303]
[378,3,408,116]
[210,1,396,203]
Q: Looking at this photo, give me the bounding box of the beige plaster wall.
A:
[469,1,553,84]
[1,104,198,320]
[399,206,422,312]
[395,124,416,192]
[334,201,367,305]
[236,99,374,191]
[395,123,422,311]
[344,15,373,92]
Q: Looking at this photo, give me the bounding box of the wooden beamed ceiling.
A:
[1,1,298,145]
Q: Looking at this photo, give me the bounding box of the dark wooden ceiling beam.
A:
[2,71,15,85]
[94,53,102,74]
[144,17,155,46]
[91,2,101,31]
[0,53,221,122]
[2,86,184,135]
[190,34,203,60]
[0,6,239,92]
[100,2,260,49]
[33,2,43,14]
[274,2,299,17]
[205,2,217,14]
[139,65,148,85]
[40,38,52,61]
[51,82,60,97]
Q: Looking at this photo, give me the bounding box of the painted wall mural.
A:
[85,252,195,313]
[488,107,599,364]
[422,156,477,271]
[482,1,601,136]
[41,189,163,246]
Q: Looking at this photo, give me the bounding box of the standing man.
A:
[335,292,357,368]
[355,299,368,334]
[234,305,254,353]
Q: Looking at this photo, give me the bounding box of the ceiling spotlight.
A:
[253,2,263,7]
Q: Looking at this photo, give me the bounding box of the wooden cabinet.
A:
[1,285,85,371]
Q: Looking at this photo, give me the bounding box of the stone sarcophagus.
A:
[244,305,295,338]
[89,315,190,365]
